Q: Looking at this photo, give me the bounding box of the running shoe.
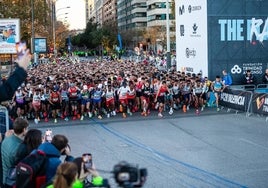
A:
[158,113,163,118]
[122,113,127,118]
[34,118,39,124]
[201,106,204,111]
[88,112,93,118]
[80,115,84,121]
[195,109,200,115]
[169,108,173,115]
[72,116,77,120]
[45,117,49,122]
[98,115,102,119]
[64,117,69,121]
[217,107,220,112]
[54,118,57,123]
[107,113,110,118]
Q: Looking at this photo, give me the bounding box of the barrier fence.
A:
[219,87,268,121]
[0,105,9,137]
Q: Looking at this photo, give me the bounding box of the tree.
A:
[0,0,51,44]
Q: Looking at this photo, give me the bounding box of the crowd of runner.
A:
[2,57,225,124]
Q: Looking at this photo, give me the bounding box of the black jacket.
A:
[262,73,268,84]
[0,66,27,102]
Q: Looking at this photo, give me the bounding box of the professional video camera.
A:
[113,161,147,188]
[84,161,147,188]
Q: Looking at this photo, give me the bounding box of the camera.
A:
[113,161,147,188]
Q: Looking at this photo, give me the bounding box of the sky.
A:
[56,0,86,30]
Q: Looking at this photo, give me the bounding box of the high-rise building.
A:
[147,0,174,28]
[103,0,117,26]
[117,0,147,32]
[85,0,96,24]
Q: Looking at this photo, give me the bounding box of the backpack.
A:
[16,150,47,188]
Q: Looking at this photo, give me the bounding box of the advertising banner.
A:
[207,0,268,84]
[34,38,47,53]
[175,0,208,77]
[252,93,268,115]
[0,19,20,54]
[219,88,252,112]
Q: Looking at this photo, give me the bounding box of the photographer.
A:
[38,134,74,183]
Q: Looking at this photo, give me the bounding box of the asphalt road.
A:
[30,108,268,188]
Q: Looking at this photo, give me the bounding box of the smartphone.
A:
[16,41,27,60]
[82,153,92,171]
[45,129,53,142]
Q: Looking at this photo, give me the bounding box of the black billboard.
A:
[207,0,268,84]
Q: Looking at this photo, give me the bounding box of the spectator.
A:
[46,162,80,188]
[0,50,31,102]
[38,134,74,183]
[1,118,29,188]
[242,70,256,85]
[222,70,232,87]
[15,129,42,164]
[262,68,268,84]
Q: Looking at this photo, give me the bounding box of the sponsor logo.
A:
[185,48,196,58]
[193,23,198,34]
[190,23,201,37]
[188,5,201,13]
[231,65,242,74]
[181,67,194,72]
[180,25,185,36]
[179,5,185,15]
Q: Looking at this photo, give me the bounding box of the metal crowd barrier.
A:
[257,84,268,89]
[219,88,253,116]
[229,84,256,91]
[255,84,268,93]
[0,105,9,137]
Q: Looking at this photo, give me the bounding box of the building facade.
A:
[103,0,117,26]
[85,0,96,24]
[117,0,147,31]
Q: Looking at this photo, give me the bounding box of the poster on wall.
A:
[0,19,20,54]
[175,0,208,77]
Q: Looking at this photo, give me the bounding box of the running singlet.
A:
[51,92,59,103]
[93,90,102,100]
[106,90,114,102]
[194,86,203,94]
[182,85,191,95]
[61,90,69,101]
[15,91,24,104]
[142,85,151,98]
[214,81,222,91]
[32,94,41,105]
[69,87,78,98]
[118,87,129,99]
[172,85,179,95]
[135,82,143,92]
[81,91,90,99]
[128,88,136,99]
[158,86,168,97]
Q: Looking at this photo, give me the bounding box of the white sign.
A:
[0,19,20,54]
[175,0,208,77]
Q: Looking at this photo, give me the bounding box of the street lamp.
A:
[52,3,70,57]
[166,0,171,70]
